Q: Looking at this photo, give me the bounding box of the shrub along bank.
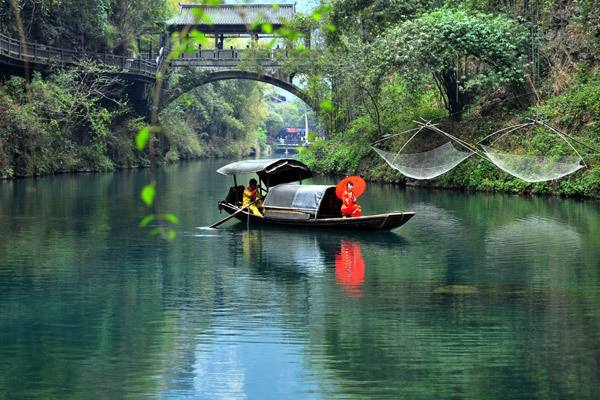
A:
[301,71,600,198]
[0,69,270,179]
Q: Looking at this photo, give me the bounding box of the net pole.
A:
[390,124,427,165]
[533,119,589,168]
[415,121,477,153]
[371,127,421,146]
[490,123,535,146]
[477,122,532,145]
[535,119,599,153]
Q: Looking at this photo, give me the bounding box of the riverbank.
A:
[300,69,600,199]
[0,71,268,179]
[302,139,600,200]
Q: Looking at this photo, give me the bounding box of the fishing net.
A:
[372,119,587,182]
[372,142,473,180]
[372,123,474,180]
[480,145,584,182]
[479,121,585,183]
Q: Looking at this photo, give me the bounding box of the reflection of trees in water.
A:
[479,216,598,398]
[0,175,180,398]
[483,216,583,286]
[302,280,600,399]
[0,170,227,397]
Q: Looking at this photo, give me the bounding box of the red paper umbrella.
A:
[336,176,366,199]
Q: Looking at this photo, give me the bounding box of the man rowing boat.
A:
[243,178,264,217]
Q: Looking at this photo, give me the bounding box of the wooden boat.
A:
[216,159,415,231]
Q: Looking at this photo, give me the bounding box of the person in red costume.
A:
[340,181,362,217]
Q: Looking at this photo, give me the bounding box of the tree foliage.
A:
[328,0,438,43]
[0,0,167,54]
[0,67,129,177]
[378,8,529,120]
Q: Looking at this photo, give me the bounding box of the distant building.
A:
[269,127,306,145]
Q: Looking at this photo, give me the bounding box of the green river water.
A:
[0,159,599,399]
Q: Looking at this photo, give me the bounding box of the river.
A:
[0,159,599,399]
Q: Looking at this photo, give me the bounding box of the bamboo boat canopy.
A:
[263,184,336,213]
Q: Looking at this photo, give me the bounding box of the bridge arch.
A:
[196,71,310,106]
[158,68,313,112]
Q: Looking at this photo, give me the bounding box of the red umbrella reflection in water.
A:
[335,240,365,298]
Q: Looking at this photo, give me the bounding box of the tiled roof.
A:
[167,3,295,27]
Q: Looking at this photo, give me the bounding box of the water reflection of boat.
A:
[216,159,414,231]
[240,228,327,277]
[232,225,402,289]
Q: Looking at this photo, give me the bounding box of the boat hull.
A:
[218,201,414,231]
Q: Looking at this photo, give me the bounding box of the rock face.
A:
[545,0,596,64]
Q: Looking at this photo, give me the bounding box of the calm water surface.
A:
[0,159,599,399]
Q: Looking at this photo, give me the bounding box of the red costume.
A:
[341,189,362,217]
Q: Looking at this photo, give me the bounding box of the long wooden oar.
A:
[209,199,261,228]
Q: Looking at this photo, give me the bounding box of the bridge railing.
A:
[0,33,157,79]
[178,48,289,59]
[0,33,299,79]
[169,48,289,67]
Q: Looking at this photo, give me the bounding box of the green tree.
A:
[0,0,112,51]
[0,0,167,54]
[108,0,168,55]
[378,8,529,120]
[328,0,438,43]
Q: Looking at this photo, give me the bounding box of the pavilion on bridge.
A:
[166,3,296,50]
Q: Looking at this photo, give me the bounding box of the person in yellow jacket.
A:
[243,178,264,217]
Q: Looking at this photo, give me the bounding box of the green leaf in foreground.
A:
[261,23,273,34]
[139,214,156,227]
[307,132,318,141]
[141,184,156,207]
[163,213,180,224]
[136,126,151,151]
[190,30,208,45]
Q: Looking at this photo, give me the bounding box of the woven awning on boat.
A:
[264,184,335,213]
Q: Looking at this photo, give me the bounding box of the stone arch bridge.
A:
[0,3,312,115]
